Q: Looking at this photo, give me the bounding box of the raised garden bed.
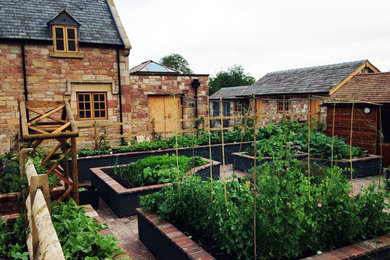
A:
[91,158,220,217]
[137,208,214,260]
[138,208,390,260]
[70,142,251,182]
[0,186,65,215]
[310,155,382,178]
[232,151,308,172]
[71,185,99,210]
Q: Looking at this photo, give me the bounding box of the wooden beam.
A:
[22,131,79,141]
[65,101,78,132]
[28,105,64,126]
[330,61,380,95]
[71,137,79,205]
[52,122,71,133]
[26,101,64,108]
[27,106,66,124]
[19,101,29,138]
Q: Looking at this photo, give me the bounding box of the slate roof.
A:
[251,60,371,96]
[327,73,390,104]
[209,85,253,100]
[130,60,180,74]
[0,0,123,45]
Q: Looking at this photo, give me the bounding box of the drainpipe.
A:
[116,48,124,145]
[191,79,200,120]
[21,42,28,102]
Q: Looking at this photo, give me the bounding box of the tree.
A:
[159,53,193,74]
[209,65,256,95]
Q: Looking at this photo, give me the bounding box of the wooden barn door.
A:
[148,96,181,135]
[310,98,320,122]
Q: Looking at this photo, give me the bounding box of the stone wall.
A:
[126,74,209,135]
[0,42,130,151]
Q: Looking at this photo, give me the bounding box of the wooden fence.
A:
[75,109,327,148]
[20,149,65,260]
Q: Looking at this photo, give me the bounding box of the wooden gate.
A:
[310,98,320,121]
[148,96,182,135]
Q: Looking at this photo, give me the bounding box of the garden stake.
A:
[219,95,228,208]
[236,96,254,172]
[307,96,311,183]
[206,96,214,201]
[378,106,383,187]
[331,102,336,168]
[173,95,181,192]
[349,101,355,195]
[252,94,258,259]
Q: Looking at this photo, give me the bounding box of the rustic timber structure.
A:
[19,101,79,203]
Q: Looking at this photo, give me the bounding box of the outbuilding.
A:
[325,72,390,167]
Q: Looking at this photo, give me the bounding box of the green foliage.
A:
[209,65,256,95]
[0,149,24,193]
[52,199,125,259]
[78,120,367,160]
[112,154,206,188]
[159,53,193,74]
[0,215,29,259]
[142,158,390,259]
[245,121,366,160]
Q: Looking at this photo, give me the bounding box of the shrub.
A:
[0,150,23,194]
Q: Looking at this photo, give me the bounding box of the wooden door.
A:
[148,96,181,135]
[256,99,263,125]
[310,99,320,122]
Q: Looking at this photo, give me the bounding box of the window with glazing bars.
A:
[77,93,107,120]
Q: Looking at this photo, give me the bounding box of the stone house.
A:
[128,60,209,138]
[0,1,210,151]
[210,60,379,125]
[0,0,132,151]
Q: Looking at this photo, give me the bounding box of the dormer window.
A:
[53,25,78,52]
[48,9,83,58]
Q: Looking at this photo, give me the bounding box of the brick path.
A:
[96,199,156,260]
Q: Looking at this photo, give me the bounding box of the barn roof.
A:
[0,0,125,46]
[130,60,180,74]
[327,72,390,104]
[251,60,378,96]
[209,85,253,100]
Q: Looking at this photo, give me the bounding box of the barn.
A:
[325,72,390,167]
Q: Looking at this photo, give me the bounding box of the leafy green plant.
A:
[0,215,29,259]
[52,199,125,259]
[112,154,206,188]
[0,149,24,194]
[142,158,390,259]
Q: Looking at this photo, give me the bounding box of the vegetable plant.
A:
[111,154,206,188]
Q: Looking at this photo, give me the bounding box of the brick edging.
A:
[78,141,253,160]
[83,204,130,259]
[137,208,215,260]
[304,235,390,259]
[90,158,220,195]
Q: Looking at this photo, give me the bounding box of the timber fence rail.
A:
[20,149,65,260]
[75,111,327,148]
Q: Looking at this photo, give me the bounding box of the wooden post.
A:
[349,101,355,195]
[207,96,213,201]
[71,137,79,205]
[94,121,98,149]
[219,95,227,207]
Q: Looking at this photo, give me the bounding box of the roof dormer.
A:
[48,9,83,58]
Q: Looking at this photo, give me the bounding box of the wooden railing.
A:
[20,149,65,260]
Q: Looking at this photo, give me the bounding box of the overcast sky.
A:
[114,0,390,80]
